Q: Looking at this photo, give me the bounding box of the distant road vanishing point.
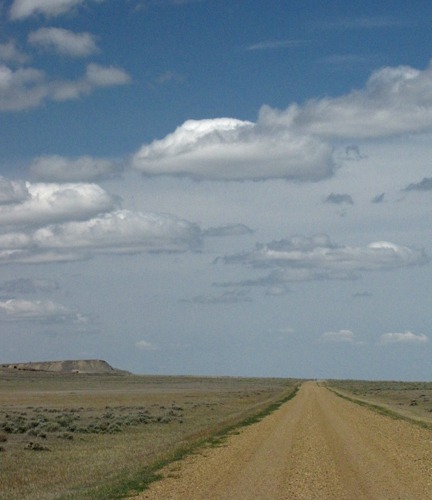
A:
[135,381,432,499]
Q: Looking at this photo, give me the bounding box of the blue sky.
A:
[1,0,432,380]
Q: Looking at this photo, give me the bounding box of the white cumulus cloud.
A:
[0,181,115,228]
[132,60,432,182]
[28,28,99,57]
[259,61,432,139]
[132,118,334,182]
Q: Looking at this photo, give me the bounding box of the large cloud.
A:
[0,63,130,111]
[28,28,99,57]
[259,61,432,139]
[32,210,202,253]
[30,155,121,182]
[132,118,334,181]
[133,60,432,181]
[218,235,428,288]
[0,210,202,264]
[0,181,115,227]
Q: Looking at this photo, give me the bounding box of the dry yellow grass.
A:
[0,369,297,499]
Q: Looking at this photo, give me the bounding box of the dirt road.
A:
[135,382,432,499]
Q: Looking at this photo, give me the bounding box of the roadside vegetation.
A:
[325,380,432,429]
[0,368,299,499]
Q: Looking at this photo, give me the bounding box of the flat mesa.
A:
[137,382,432,500]
[0,359,126,374]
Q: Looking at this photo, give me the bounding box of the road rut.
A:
[134,382,432,499]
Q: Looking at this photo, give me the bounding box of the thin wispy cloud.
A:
[319,54,376,66]
[203,224,254,238]
[322,329,356,343]
[315,16,410,31]
[184,289,252,305]
[135,339,158,351]
[0,278,59,294]
[245,39,307,51]
[155,71,185,85]
[30,155,122,182]
[380,331,428,344]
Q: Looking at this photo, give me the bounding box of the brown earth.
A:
[134,381,432,499]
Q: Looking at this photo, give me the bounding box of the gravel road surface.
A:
[134,381,432,499]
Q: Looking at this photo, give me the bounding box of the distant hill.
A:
[0,359,129,374]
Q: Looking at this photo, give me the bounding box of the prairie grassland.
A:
[325,379,432,425]
[0,369,298,499]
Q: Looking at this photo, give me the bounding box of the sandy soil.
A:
[134,381,432,499]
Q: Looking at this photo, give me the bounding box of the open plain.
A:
[2,369,432,499]
[0,367,296,499]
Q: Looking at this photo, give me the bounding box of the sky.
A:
[0,0,432,380]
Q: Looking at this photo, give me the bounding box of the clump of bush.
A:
[25,441,50,451]
[57,432,73,440]
[0,403,184,441]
